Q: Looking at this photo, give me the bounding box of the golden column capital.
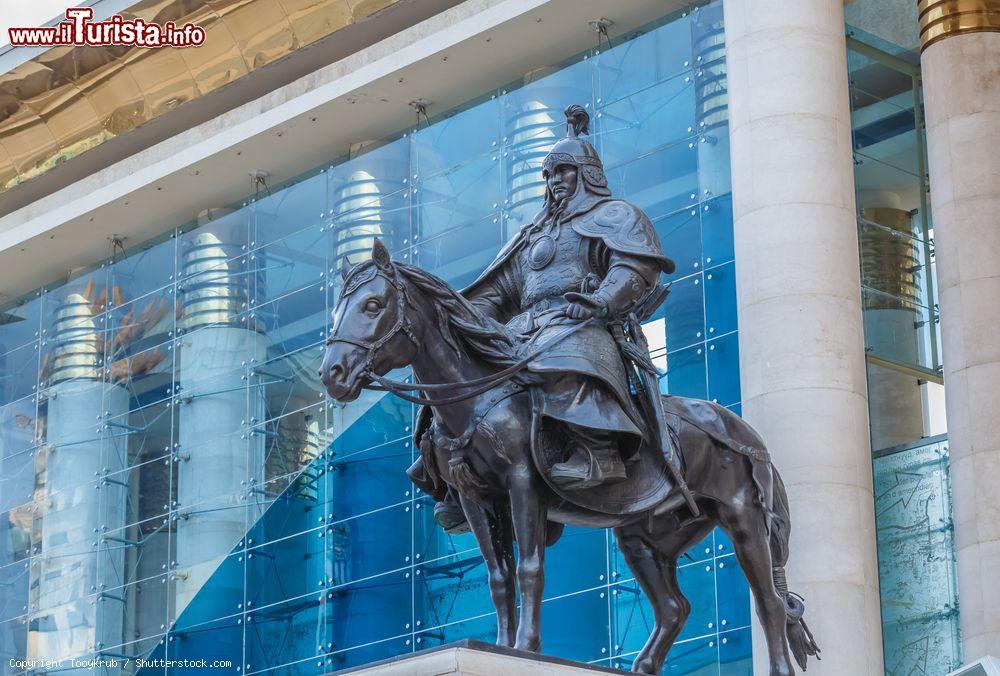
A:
[919,0,1000,51]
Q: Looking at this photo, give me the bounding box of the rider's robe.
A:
[462,196,670,454]
[408,194,673,498]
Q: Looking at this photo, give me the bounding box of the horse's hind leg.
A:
[615,518,713,674]
[458,494,517,646]
[717,493,794,676]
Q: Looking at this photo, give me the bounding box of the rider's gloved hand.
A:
[563,292,609,319]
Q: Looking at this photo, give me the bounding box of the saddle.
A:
[532,392,770,517]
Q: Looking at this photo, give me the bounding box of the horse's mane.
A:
[398,263,519,368]
[345,260,518,368]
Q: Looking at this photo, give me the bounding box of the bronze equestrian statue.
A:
[321,106,820,675]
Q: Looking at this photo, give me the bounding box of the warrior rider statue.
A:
[412,105,679,532]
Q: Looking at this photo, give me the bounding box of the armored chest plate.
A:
[518,225,592,309]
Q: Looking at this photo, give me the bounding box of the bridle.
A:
[325,263,419,374]
[324,261,593,407]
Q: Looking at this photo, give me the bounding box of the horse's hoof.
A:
[513,639,541,653]
[495,634,516,648]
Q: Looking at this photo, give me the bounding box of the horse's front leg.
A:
[457,493,517,646]
[508,468,547,652]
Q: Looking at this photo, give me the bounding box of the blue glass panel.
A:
[664,275,705,354]
[251,169,327,249]
[166,613,244,669]
[598,73,697,169]
[327,569,412,652]
[540,589,609,662]
[329,439,412,523]
[873,439,962,674]
[664,343,708,399]
[245,286,327,361]
[326,504,411,584]
[714,529,735,558]
[415,611,496,647]
[594,16,692,105]
[719,627,753,676]
[680,532,715,566]
[704,262,736,337]
[172,550,244,630]
[0,392,37,458]
[252,224,331,308]
[697,126,731,201]
[677,560,717,643]
[611,579,655,660]
[544,525,607,598]
[0,615,28,667]
[413,96,501,178]
[0,294,41,358]
[657,207,702,281]
[328,138,411,260]
[330,391,410,456]
[106,333,176,411]
[0,344,38,407]
[663,636,719,676]
[256,350,326,427]
[410,213,504,289]
[329,635,409,672]
[414,153,501,242]
[245,590,326,671]
[707,332,740,407]
[715,554,750,632]
[0,560,28,623]
[701,194,734,266]
[415,548,492,633]
[501,59,594,226]
[108,235,176,309]
[413,496,481,573]
[611,141,698,223]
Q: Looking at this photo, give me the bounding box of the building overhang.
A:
[0,0,686,301]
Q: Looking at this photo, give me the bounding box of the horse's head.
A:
[320,239,419,402]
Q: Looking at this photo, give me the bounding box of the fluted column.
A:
[723,1,883,673]
[919,0,1000,662]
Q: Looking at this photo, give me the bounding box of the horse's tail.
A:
[768,467,821,670]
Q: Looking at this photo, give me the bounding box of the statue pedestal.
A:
[337,640,629,675]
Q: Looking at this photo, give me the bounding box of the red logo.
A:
[8,7,206,48]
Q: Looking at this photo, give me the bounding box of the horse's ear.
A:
[340,256,351,282]
[371,238,391,271]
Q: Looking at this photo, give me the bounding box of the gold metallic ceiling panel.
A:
[918,0,1000,51]
[177,8,249,95]
[0,0,403,193]
[278,0,353,47]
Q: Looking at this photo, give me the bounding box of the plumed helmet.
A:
[541,105,609,192]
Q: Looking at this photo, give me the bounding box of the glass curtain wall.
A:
[0,3,748,674]
[846,13,961,674]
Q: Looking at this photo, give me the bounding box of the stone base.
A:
[948,656,1000,676]
[335,640,629,675]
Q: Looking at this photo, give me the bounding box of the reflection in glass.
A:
[0,3,748,672]
[873,438,961,674]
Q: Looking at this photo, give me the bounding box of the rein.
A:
[327,260,593,407]
[365,318,593,406]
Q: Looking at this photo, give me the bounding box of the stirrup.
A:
[550,450,627,490]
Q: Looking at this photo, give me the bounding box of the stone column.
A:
[919,1,1000,662]
[723,1,883,674]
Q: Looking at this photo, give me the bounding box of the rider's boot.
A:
[550,443,627,490]
[433,491,470,534]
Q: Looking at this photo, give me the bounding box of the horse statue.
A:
[320,238,820,675]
